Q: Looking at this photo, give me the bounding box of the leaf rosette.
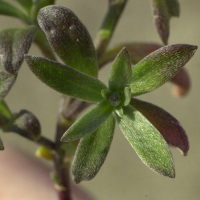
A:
[25,5,197,183]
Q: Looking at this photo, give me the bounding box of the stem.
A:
[53,96,92,200]
[10,131,56,151]
[60,96,91,121]
[94,0,128,60]
[53,96,76,200]
[37,136,56,151]
[53,116,72,200]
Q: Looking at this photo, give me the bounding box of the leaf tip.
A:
[73,175,82,184]
[60,135,70,143]
[24,54,32,63]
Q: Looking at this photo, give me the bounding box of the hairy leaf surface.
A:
[115,105,175,178]
[25,55,107,103]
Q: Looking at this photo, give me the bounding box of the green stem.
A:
[94,0,128,60]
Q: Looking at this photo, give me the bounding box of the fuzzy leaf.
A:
[25,55,107,103]
[123,87,131,106]
[131,44,197,96]
[0,0,29,21]
[0,72,16,101]
[130,98,189,155]
[38,5,98,77]
[151,0,180,44]
[72,114,115,183]
[13,0,32,14]
[109,47,132,92]
[99,43,162,68]
[115,105,175,178]
[0,26,36,74]
[61,101,114,142]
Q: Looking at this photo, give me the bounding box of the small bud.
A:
[35,146,53,161]
[5,110,41,141]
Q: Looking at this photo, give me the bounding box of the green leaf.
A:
[151,0,180,44]
[123,87,131,106]
[13,0,32,14]
[99,43,162,68]
[72,114,115,183]
[0,101,12,120]
[0,0,30,23]
[130,98,189,155]
[0,26,36,74]
[61,101,114,142]
[131,44,197,96]
[25,55,107,103]
[0,101,12,126]
[0,72,16,101]
[109,47,132,92]
[38,5,98,77]
[115,105,175,178]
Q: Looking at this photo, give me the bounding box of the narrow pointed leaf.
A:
[151,0,180,44]
[100,43,192,97]
[131,44,197,96]
[0,26,36,74]
[72,114,115,183]
[109,47,132,92]
[0,72,16,101]
[99,43,162,68]
[61,101,114,142]
[0,0,30,22]
[115,105,175,177]
[25,55,107,103]
[130,98,189,155]
[38,5,98,77]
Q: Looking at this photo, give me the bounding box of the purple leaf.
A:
[130,98,189,155]
[170,68,190,97]
[151,0,180,44]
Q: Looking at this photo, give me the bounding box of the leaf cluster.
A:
[24,5,197,183]
[0,0,197,186]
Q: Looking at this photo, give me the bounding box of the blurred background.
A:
[1,0,200,199]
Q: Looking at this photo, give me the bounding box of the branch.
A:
[94,0,128,60]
